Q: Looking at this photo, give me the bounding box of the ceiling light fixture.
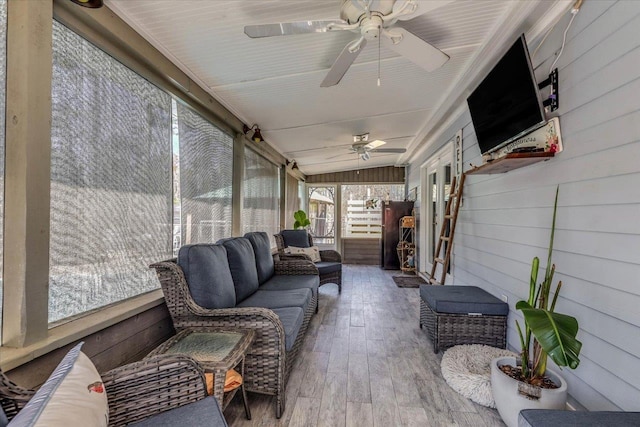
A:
[243,124,265,143]
[69,0,104,8]
[360,151,371,161]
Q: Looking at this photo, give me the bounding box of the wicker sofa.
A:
[151,231,319,418]
[275,230,342,293]
[0,350,226,426]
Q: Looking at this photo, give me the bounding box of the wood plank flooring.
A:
[224,265,505,427]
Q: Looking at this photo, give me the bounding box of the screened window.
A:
[341,184,405,238]
[175,101,233,245]
[49,21,173,323]
[0,0,6,338]
[242,149,280,245]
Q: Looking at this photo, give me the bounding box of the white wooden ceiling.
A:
[107,0,559,175]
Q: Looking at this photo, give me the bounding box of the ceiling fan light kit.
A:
[244,0,452,87]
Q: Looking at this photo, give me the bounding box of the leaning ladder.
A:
[429,173,466,285]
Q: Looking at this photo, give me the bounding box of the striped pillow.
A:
[9,343,108,427]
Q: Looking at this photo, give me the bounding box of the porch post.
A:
[3,0,53,346]
[231,133,244,236]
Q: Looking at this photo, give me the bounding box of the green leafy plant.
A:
[293,210,311,230]
[514,186,582,384]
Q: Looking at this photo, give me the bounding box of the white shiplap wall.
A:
[407,0,640,411]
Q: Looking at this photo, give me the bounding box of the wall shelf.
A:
[466,152,554,175]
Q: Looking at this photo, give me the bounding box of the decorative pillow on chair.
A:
[287,246,321,263]
[9,343,108,427]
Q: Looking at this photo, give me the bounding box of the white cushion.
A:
[287,245,321,263]
[9,343,108,427]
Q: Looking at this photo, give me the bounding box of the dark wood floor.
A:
[224,265,505,426]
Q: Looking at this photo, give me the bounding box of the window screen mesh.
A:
[242,149,280,245]
[49,21,172,323]
[0,0,6,338]
[177,103,233,245]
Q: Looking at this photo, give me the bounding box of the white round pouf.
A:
[441,344,515,408]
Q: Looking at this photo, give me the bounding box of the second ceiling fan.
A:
[330,133,407,161]
[244,0,451,87]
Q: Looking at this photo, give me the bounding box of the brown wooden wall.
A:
[306,166,405,184]
[342,238,381,265]
[7,304,174,388]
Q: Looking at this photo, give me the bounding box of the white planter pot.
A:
[491,356,568,427]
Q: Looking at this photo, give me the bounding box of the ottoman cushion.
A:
[420,285,508,316]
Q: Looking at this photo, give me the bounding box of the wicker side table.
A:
[146,328,254,419]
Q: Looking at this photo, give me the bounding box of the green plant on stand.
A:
[293,210,311,230]
[515,186,582,385]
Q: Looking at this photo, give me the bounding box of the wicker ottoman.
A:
[419,285,508,353]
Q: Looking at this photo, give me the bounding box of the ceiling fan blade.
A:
[321,38,367,87]
[382,28,448,72]
[394,0,454,21]
[244,20,347,38]
[370,148,407,153]
[363,139,386,150]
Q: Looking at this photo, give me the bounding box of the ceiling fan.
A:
[244,0,451,87]
[330,133,407,161]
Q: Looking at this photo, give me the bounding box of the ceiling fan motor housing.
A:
[340,0,395,24]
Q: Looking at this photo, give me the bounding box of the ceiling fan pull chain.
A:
[377,25,381,87]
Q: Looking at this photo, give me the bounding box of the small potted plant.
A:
[491,187,582,427]
[293,210,311,230]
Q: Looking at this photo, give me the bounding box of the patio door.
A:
[420,144,453,280]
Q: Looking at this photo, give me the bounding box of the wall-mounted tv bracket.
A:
[538,68,559,112]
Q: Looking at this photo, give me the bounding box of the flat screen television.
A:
[467,34,546,155]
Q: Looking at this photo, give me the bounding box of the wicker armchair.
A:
[151,258,316,419]
[274,231,342,293]
[0,354,223,426]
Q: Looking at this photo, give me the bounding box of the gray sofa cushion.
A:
[260,274,320,298]
[419,285,508,316]
[129,396,228,427]
[178,244,236,309]
[280,230,310,248]
[219,237,260,304]
[518,409,640,427]
[272,307,305,351]
[316,261,341,275]
[237,288,313,313]
[244,231,275,285]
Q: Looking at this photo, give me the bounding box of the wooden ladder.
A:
[429,173,466,285]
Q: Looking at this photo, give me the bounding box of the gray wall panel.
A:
[407,0,640,411]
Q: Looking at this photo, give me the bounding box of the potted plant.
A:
[293,210,311,230]
[491,187,582,427]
